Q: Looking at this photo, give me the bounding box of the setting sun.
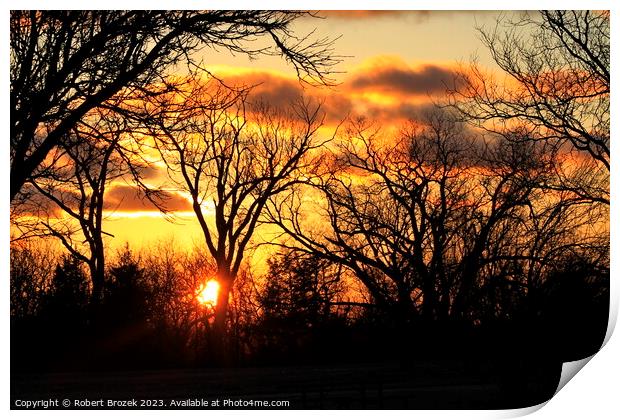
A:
[196,280,220,307]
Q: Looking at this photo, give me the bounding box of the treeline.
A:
[11,242,361,370]
[11,230,608,372]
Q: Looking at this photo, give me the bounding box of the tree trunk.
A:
[212,268,233,365]
[422,274,438,322]
[89,260,105,305]
[87,257,106,335]
[88,243,106,305]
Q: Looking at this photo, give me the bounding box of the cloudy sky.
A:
[91,11,518,252]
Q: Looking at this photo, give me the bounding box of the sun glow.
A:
[196,280,220,307]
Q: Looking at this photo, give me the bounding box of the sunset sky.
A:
[94,10,516,256]
[8,10,613,408]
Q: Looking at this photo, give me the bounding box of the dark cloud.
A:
[320,93,354,124]
[221,72,352,124]
[363,102,439,122]
[244,74,304,110]
[133,164,162,181]
[105,185,191,213]
[11,185,63,219]
[210,63,463,128]
[349,64,456,96]
[12,183,192,220]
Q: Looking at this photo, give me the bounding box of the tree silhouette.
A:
[260,250,345,328]
[103,247,149,327]
[449,11,609,205]
[14,109,137,303]
[538,253,609,359]
[43,255,91,323]
[10,243,57,319]
[269,108,605,326]
[10,11,341,202]
[140,77,333,348]
[254,249,348,362]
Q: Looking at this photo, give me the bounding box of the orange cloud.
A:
[347,62,457,97]
[218,71,353,125]
[105,185,192,213]
[361,102,439,123]
[206,59,462,129]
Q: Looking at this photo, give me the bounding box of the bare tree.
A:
[17,109,134,302]
[142,77,332,341]
[260,249,346,326]
[142,241,219,361]
[10,242,59,319]
[268,109,599,324]
[449,11,609,205]
[269,113,475,321]
[10,11,341,202]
